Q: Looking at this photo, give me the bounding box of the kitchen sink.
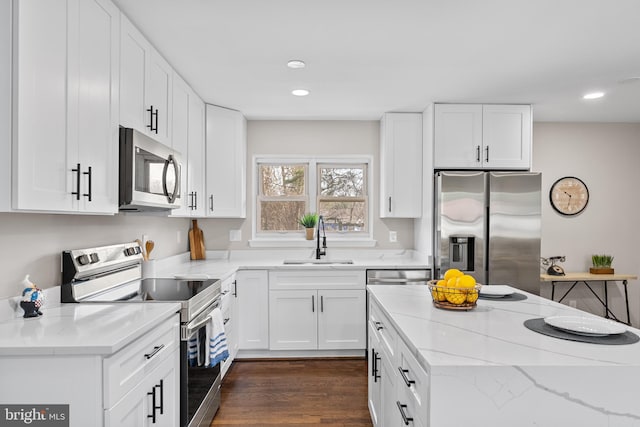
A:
[282,259,354,265]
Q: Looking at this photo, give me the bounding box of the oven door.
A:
[181,304,222,427]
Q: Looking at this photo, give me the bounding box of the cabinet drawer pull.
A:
[388,196,392,213]
[233,280,237,297]
[375,321,383,331]
[193,191,197,210]
[396,401,413,425]
[485,145,489,162]
[144,344,165,360]
[223,317,230,325]
[371,348,381,382]
[312,295,315,312]
[320,295,324,313]
[476,145,481,162]
[209,194,214,212]
[398,367,416,387]
[147,387,157,423]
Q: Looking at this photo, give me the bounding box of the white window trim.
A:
[250,155,376,248]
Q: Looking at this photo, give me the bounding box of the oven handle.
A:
[183,300,220,340]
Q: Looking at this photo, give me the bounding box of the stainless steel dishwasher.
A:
[366,268,432,286]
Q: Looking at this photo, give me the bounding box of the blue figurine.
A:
[20,275,44,318]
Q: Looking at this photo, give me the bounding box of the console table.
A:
[540,272,637,325]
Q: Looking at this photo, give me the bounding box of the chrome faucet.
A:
[316,215,327,259]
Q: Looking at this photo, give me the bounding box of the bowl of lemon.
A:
[428,269,481,311]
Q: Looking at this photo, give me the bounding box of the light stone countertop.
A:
[0,301,181,356]
[367,284,640,426]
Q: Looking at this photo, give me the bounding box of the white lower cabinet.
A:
[220,274,238,378]
[237,270,269,350]
[268,270,366,351]
[368,296,429,427]
[105,348,179,427]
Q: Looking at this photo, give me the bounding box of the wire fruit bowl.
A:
[427,280,482,311]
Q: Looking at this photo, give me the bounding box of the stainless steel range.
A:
[61,242,222,427]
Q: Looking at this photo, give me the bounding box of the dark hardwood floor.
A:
[211,358,373,426]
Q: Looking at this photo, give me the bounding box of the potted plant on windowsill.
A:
[299,213,319,240]
[590,254,614,274]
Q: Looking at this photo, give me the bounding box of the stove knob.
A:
[77,254,90,266]
[126,247,136,256]
[90,253,99,263]
[134,246,142,255]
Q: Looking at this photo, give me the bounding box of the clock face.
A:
[549,176,589,216]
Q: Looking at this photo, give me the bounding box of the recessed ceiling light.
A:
[287,60,306,69]
[583,92,604,100]
[292,89,310,96]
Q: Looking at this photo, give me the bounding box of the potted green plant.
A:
[590,254,614,274]
[299,213,319,240]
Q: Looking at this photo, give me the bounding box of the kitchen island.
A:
[367,284,640,427]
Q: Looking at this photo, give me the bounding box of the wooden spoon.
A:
[145,240,155,260]
[135,239,147,260]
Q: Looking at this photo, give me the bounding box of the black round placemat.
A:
[479,292,527,302]
[524,318,639,345]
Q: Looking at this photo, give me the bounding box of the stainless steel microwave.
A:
[119,127,182,212]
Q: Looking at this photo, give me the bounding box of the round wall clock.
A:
[549,176,589,216]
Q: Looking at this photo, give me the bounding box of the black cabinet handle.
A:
[396,401,413,425]
[71,163,81,200]
[193,191,197,210]
[320,295,324,313]
[223,317,229,325]
[146,105,155,132]
[371,348,381,382]
[83,166,92,201]
[144,344,165,360]
[188,191,195,210]
[398,367,415,387]
[388,196,392,213]
[147,387,157,423]
[209,194,214,212]
[375,321,383,331]
[233,280,237,297]
[312,295,315,312]
[153,107,159,134]
[485,145,489,163]
[157,379,164,415]
[476,145,481,162]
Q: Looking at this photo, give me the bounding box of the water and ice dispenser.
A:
[449,236,474,271]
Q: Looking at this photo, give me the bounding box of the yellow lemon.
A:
[446,277,458,288]
[456,274,476,289]
[466,291,479,303]
[445,288,466,305]
[433,279,447,301]
[443,268,464,282]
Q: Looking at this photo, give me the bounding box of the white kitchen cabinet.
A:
[120,14,172,146]
[433,103,531,170]
[236,270,269,351]
[368,295,428,427]
[105,347,179,427]
[268,270,366,351]
[205,104,247,218]
[11,0,119,213]
[170,73,205,217]
[269,289,318,350]
[379,112,423,218]
[220,274,238,378]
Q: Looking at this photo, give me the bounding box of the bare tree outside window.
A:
[258,164,308,231]
[318,164,367,233]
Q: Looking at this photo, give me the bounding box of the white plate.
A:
[174,274,211,280]
[544,315,626,336]
[479,285,514,298]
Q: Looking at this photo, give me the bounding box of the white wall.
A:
[197,120,415,250]
[0,213,190,298]
[533,122,640,325]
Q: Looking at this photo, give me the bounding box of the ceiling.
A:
[114,0,640,122]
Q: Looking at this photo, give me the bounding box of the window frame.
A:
[252,155,374,246]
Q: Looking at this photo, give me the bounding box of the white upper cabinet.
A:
[11,0,119,213]
[434,104,531,170]
[379,112,423,218]
[205,104,247,218]
[170,74,205,217]
[120,14,172,146]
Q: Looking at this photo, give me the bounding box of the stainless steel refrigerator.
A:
[434,171,542,294]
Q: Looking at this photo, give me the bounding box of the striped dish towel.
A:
[206,307,229,367]
[187,334,199,367]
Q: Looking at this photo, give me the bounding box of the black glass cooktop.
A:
[137,278,218,302]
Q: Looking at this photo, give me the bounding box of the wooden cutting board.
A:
[189,219,206,260]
